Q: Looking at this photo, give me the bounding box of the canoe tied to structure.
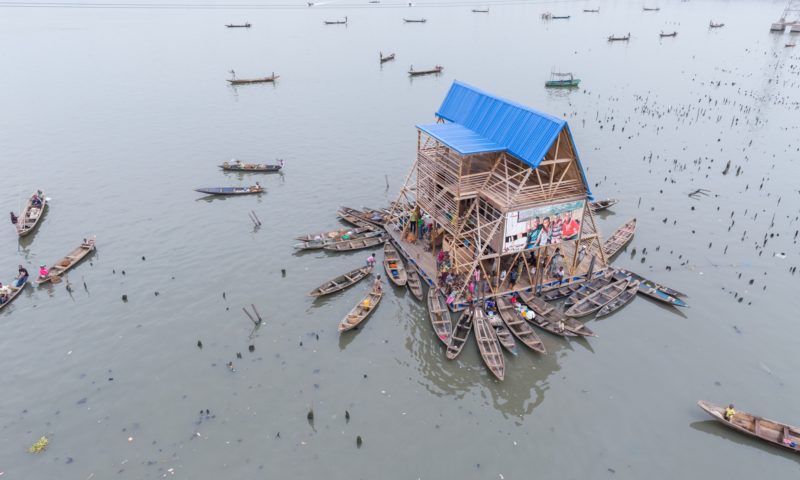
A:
[195,185,264,195]
[518,291,595,336]
[295,225,374,242]
[0,278,28,312]
[697,400,800,453]
[16,191,47,237]
[294,229,382,250]
[406,268,423,301]
[339,286,382,332]
[220,160,283,172]
[564,270,616,308]
[337,209,379,230]
[383,242,408,286]
[36,238,96,286]
[308,265,372,297]
[565,277,630,318]
[589,198,618,212]
[496,297,546,353]
[596,280,640,318]
[446,309,473,360]
[339,206,386,227]
[603,217,636,258]
[486,311,517,355]
[323,232,387,252]
[427,288,451,345]
[612,268,688,307]
[473,308,505,380]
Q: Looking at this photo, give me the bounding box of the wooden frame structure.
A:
[387,83,606,305]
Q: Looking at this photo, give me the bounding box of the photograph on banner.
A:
[501,200,584,253]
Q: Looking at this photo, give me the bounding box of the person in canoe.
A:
[31,194,42,208]
[0,282,11,304]
[10,211,17,225]
[38,264,49,280]
[724,404,736,422]
[372,274,382,293]
[15,265,28,287]
[249,182,262,193]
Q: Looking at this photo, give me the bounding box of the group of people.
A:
[400,208,433,245]
[524,210,580,250]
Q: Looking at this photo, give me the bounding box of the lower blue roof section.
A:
[416,123,505,155]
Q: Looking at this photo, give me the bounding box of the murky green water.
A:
[2,0,800,478]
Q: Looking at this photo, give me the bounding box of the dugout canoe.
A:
[564,270,615,308]
[338,287,382,332]
[337,209,378,230]
[219,161,282,172]
[383,242,408,287]
[427,288,451,345]
[0,279,28,312]
[227,73,279,85]
[446,309,473,360]
[596,280,640,317]
[36,238,96,286]
[339,206,385,227]
[16,191,47,237]
[308,265,372,297]
[408,65,443,76]
[323,233,387,252]
[226,23,251,28]
[518,291,595,337]
[613,268,687,298]
[565,278,629,318]
[603,218,636,258]
[697,400,800,453]
[487,312,517,355]
[473,308,504,380]
[195,186,264,195]
[496,297,546,353]
[294,230,382,250]
[589,198,618,212]
[612,269,688,307]
[295,225,373,242]
[406,268,423,301]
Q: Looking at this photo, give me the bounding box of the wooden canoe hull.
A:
[295,230,381,250]
[565,278,629,318]
[698,401,800,453]
[0,280,28,312]
[564,271,615,308]
[219,164,282,172]
[596,281,639,317]
[323,234,387,252]
[496,297,546,353]
[408,67,443,76]
[406,269,423,301]
[36,239,96,286]
[603,218,636,258]
[309,266,372,297]
[427,289,451,345]
[195,187,263,195]
[612,268,688,306]
[446,310,473,359]
[227,76,279,85]
[339,289,382,332]
[383,242,408,286]
[474,309,505,380]
[545,79,580,87]
[589,198,618,212]
[517,291,578,337]
[295,226,373,242]
[16,194,47,237]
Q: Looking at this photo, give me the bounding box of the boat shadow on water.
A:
[689,420,800,462]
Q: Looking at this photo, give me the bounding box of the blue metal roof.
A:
[416,80,592,197]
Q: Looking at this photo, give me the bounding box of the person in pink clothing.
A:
[38,264,49,279]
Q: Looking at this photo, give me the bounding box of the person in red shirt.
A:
[561,211,581,240]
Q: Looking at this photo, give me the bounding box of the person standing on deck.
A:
[499,269,507,286]
[509,268,518,288]
[436,249,445,270]
[409,209,418,235]
[549,248,563,277]
[556,266,565,284]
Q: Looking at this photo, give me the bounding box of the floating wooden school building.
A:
[387,81,607,305]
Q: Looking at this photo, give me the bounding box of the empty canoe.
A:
[446,309,473,360]
[308,265,372,297]
[406,268,423,301]
[496,297,546,353]
[603,218,636,258]
[474,308,505,380]
[565,278,629,318]
[323,233,387,252]
[383,242,408,286]
[427,288,451,345]
[596,280,639,317]
[517,291,578,337]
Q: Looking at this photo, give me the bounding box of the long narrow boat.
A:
[427,288,451,345]
[226,23,251,28]
[446,309,473,359]
[403,18,427,23]
[608,33,631,41]
[612,268,688,307]
[589,198,618,212]
[471,8,489,13]
[697,401,800,453]
[660,31,677,37]
[383,242,408,286]
[487,312,517,355]
[406,268,423,301]
[339,207,384,227]
[227,73,279,85]
[642,6,660,11]
[596,280,640,317]
[324,16,347,25]
[408,65,443,76]
[518,291,595,337]
[564,270,615,308]
[0,279,28,312]
[295,226,373,242]
[195,186,263,195]
[496,297,546,353]
[380,52,395,63]
[36,238,96,286]
[541,278,591,301]
[337,209,380,229]
[603,218,636,258]
[612,268,686,298]
[565,278,630,318]
[294,230,382,250]
[338,287,382,332]
[219,161,283,172]
[473,308,505,380]
[709,21,724,28]
[323,233,387,252]
[308,265,372,297]
[16,192,47,237]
